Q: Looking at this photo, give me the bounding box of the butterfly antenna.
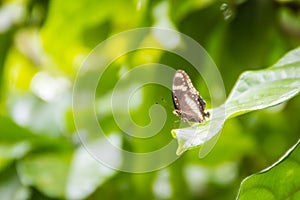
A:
[159,98,174,111]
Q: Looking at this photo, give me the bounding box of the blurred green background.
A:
[0,0,300,199]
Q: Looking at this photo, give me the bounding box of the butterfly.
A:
[172,69,210,123]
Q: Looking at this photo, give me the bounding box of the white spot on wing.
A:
[184,94,198,111]
[175,72,183,78]
[173,85,187,91]
[183,94,203,121]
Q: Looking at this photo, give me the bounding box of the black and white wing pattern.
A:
[172,70,210,123]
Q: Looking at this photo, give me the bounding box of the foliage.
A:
[173,47,300,156]
[238,139,300,199]
[0,0,300,200]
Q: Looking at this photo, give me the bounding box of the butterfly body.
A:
[172,70,210,123]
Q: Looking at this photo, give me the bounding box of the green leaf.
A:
[17,152,72,198]
[0,116,35,172]
[0,115,73,170]
[169,0,216,23]
[237,139,300,200]
[0,142,31,172]
[65,134,121,199]
[172,47,300,156]
[225,62,300,117]
[0,167,31,200]
[0,116,122,200]
[17,134,121,199]
[0,115,36,142]
[41,0,140,72]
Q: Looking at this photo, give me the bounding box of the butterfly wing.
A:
[172,70,209,122]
